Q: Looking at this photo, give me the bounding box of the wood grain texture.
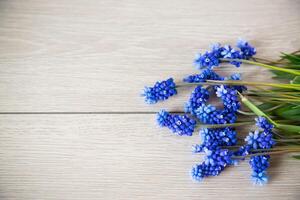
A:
[0,115,299,200]
[0,0,299,112]
[0,0,300,199]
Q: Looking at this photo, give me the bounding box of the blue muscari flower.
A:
[142,78,177,104]
[156,110,196,136]
[183,69,224,83]
[192,40,256,70]
[249,155,270,185]
[255,117,274,132]
[195,104,216,124]
[195,104,237,124]
[216,85,240,112]
[230,73,241,80]
[234,145,252,157]
[220,111,237,124]
[156,109,170,127]
[237,39,256,59]
[251,171,268,186]
[221,45,242,67]
[191,147,233,181]
[228,73,247,92]
[210,43,225,57]
[250,155,270,173]
[191,163,223,181]
[238,117,274,185]
[245,130,275,150]
[184,86,210,115]
[193,127,237,153]
[194,51,220,69]
[203,147,233,166]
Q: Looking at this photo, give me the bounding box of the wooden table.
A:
[0,0,299,199]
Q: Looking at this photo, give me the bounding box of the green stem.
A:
[238,92,277,125]
[276,124,300,134]
[253,97,300,102]
[237,109,256,116]
[221,58,300,76]
[264,104,285,112]
[253,57,284,65]
[249,90,300,95]
[177,81,300,90]
[251,147,300,152]
[198,121,254,129]
[275,138,300,142]
[206,80,300,90]
[245,92,300,100]
[233,150,299,159]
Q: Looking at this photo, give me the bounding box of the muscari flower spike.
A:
[221,45,243,67]
[249,155,270,185]
[191,163,223,182]
[245,130,275,150]
[156,110,196,136]
[191,147,233,182]
[184,86,210,115]
[195,104,237,124]
[244,117,274,185]
[228,73,247,92]
[216,85,241,112]
[234,145,252,157]
[193,39,256,70]
[255,116,274,132]
[237,38,256,59]
[194,51,220,70]
[183,68,224,83]
[142,78,177,104]
[236,117,275,157]
[193,127,237,153]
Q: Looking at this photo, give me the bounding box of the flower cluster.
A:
[183,69,223,83]
[184,86,210,115]
[237,39,257,59]
[255,116,274,132]
[194,39,256,69]
[191,147,233,181]
[193,128,237,153]
[228,73,247,92]
[142,78,177,104]
[195,104,237,124]
[249,155,270,185]
[235,116,275,185]
[245,129,275,150]
[156,110,196,136]
[216,85,240,112]
[141,39,277,185]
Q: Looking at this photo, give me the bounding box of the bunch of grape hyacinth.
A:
[141,39,276,185]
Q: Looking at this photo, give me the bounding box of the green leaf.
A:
[291,76,300,84]
[239,93,277,125]
[273,104,300,120]
[257,102,276,110]
[284,64,300,70]
[277,124,300,133]
[281,53,300,65]
[292,155,300,160]
[281,53,300,68]
[271,70,296,80]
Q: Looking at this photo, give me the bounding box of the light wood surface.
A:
[0,115,299,200]
[0,0,299,199]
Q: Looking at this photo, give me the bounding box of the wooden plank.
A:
[0,0,299,112]
[0,115,299,200]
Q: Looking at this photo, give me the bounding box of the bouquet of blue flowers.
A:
[141,39,300,185]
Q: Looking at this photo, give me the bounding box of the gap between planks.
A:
[0,111,174,115]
